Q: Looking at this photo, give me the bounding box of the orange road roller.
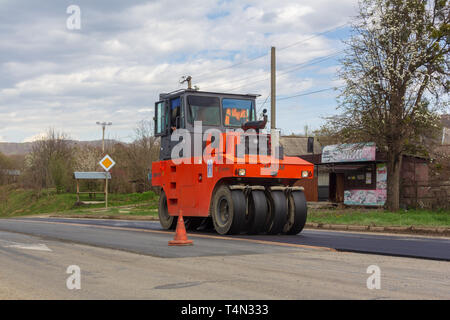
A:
[151,89,314,235]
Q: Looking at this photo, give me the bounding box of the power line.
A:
[201,50,341,92]
[256,95,270,115]
[277,50,343,77]
[277,23,348,51]
[194,23,349,82]
[276,86,344,101]
[195,51,269,82]
[223,50,343,93]
[254,85,344,106]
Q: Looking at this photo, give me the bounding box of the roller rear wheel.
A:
[158,191,176,230]
[283,191,308,235]
[211,185,246,235]
[184,217,205,231]
[265,190,287,235]
[245,190,268,234]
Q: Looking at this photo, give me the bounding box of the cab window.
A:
[154,101,167,135]
[223,99,254,127]
[170,97,184,130]
[187,95,220,126]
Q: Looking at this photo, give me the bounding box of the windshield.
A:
[187,96,221,126]
[223,98,255,127]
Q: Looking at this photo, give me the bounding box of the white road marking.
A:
[0,239,52,252]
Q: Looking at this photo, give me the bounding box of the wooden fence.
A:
[400,180,450,209]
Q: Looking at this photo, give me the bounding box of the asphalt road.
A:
[0,217,449,299]
[1,217,448,261]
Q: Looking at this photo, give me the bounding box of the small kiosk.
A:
[73,171,111,205]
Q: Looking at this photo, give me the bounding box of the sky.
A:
[0,0,359,143]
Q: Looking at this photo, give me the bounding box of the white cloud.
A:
[0,0,358,142]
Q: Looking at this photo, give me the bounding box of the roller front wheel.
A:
[158,191,176,230]
[211,186,246,235]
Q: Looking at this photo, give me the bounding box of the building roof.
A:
[74,172,111,180]
[280,136,322,156]
[1,169,21,176]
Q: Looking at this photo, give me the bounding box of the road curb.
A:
[305,222,450,237]
[30,215,450,237]
[49,214,159,221]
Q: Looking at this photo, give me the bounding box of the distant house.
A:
[0,169,21,184]
[280,136,321,202]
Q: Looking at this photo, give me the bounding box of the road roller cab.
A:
[151,89,314,235]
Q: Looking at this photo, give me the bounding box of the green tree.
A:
[320,0,449,210]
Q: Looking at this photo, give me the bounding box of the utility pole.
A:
[271,47,276,129]
[96,121,112,154]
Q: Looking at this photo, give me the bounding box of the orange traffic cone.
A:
[168,211,193,246]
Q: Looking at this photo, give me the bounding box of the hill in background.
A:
[0,140,121,155]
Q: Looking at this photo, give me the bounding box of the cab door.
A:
[154,100,171,160]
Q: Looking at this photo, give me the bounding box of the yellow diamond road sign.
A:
[99,155,116,172]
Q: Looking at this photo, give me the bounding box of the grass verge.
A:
[0,185,159,218]
[308,207,450,227]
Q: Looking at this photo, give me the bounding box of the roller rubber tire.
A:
[184,217,205,231]
[245,190,268,234]
[158,191,176,230]
[265,190,287,235]
[211,186,246,235]
[284,191,308,235]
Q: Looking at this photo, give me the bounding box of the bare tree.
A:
[320,0,449,210]
[127,120,160,192]
[24,128,74,192]
[106,120,160,193]
[0,152,13,185]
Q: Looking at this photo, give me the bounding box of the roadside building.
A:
[280,115,449,208]
[280,136,321,202]
[0,169,21,184]
[296,142,429,207]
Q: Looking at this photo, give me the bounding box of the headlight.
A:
[237,169,246,176]
[301,170,309,178]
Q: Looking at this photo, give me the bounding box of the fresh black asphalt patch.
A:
[1,217,449,261]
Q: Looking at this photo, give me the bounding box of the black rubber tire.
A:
[184,217,204,231]
[283,191,308,235]
[211,185,246,235]
[245,190,268,234]
[158,191,176,230]
[197,217,215,232]
[265,190,288,235]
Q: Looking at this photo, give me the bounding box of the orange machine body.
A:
[152,132,314,217]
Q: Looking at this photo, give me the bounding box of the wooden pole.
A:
[271,46,276,130]
[76,180,80,203]
[105,174,108,209]
[102,125,105,154]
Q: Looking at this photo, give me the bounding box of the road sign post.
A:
[99,155,116,209]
